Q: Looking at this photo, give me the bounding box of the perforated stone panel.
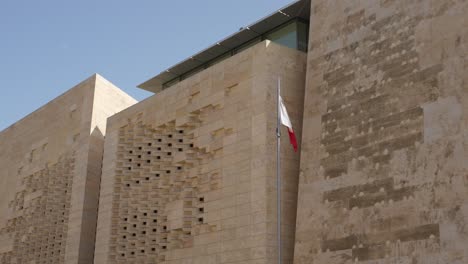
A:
[110,121,214,262]
[0,154,74,263]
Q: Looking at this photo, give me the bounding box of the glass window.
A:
[162,78,180,88]
[181,65,205,80]
[207,52,231,67]
[297,20,309,52]
[266,20,309,52]
[267,21,298,50]
[234,37,262,54]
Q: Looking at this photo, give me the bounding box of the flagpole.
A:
[276,77,282,264]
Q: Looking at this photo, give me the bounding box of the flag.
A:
[279,96,298,152]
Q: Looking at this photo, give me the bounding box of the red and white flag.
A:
[279,96,298,152]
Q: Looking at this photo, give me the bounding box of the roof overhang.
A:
[138,0,311,93]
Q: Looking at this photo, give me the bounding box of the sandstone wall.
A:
[295,0,468,263]
[0,74,136,264]
[94,41,306,264]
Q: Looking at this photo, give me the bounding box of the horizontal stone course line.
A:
[322,223,440,253]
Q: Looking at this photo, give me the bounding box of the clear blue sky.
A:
[0,0,292,131]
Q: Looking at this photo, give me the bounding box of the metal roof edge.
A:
[137,0,310,93]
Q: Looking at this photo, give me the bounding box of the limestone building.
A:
[294,0,468,263]
[0,75,136,264]
[93,1,310,262]
[1,0,467,263]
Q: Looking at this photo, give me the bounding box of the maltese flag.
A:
[279,96,298,152]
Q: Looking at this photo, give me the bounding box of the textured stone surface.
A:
[0,74,136,264]
[295,0,468,263]
[94,41,307,264]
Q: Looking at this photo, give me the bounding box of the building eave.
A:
[137,0,310,93]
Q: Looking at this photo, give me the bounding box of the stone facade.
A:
[94,41,307,264]
[0,74,136,264]
[294,0,468,263]
[1,1,467,263]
